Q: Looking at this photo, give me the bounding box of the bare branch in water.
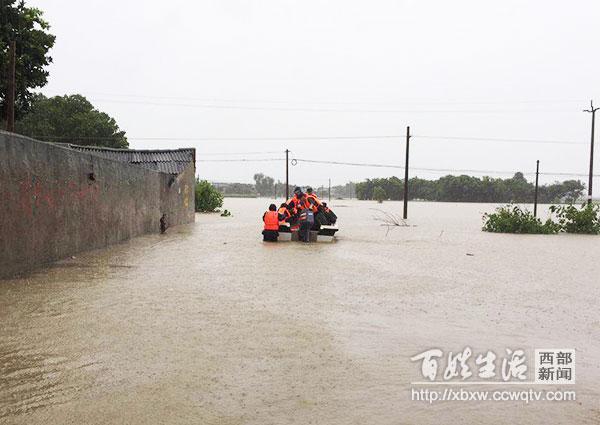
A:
[370,209,413,235]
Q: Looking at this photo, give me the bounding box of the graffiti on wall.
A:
[3,173,100,217]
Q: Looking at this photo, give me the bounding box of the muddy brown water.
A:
[1,199,599,424]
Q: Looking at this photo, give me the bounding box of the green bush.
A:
[549,203,600,234]
[194,180,223,212]
[482,205,560,234]
[373,186,386,203]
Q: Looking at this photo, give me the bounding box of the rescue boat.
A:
[277,222,339,242]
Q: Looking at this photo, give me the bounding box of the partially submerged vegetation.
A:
[483,203,600,235]
[482,205,560,234]
[550,203,600,234]
[195,180,223,212]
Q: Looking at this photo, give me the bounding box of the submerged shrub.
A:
[482,205,560,234]
[549,203,600,234]
[373,186,386,203]
[194,180,223,212]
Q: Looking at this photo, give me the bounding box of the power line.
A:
[199,151,282,156]
[134,135,401,141]
[89,98,576,114]
[296,158,597,177]
[414,135,586,145]
[195,157,597,178]
[35,134,582,145]
[43,90,587,107]
[196,158,285,163]
[294,158,404,169]
[295,158,517,175]
[36,135,399,141]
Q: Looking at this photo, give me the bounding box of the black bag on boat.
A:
[315,211,329,226]
[324,209,337,224]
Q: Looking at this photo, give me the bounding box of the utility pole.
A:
[5,41,16,132]
[328,178,331,202]
[403,126,411,219]
[584,101,599,205]
[285,149,290,200]
[534,160,540,217]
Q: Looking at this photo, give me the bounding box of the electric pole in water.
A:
[403,126,411,220]
[285,149,290,200]
[534,160,540,217]
[328,178,331,202]
[584,101,598,205]
[5,41,16,132]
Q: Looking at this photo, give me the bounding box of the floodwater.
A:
[1,199,599,424]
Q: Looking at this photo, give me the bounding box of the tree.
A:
[1,0,56,119]
[537,180,584,204]
[505,172,533,202]
[253,173,275,197]
[330,181,356,199]
[16,94,128,148]
[373,186,386,203]
[195,180,223,212]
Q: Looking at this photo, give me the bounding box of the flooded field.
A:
[1,199,599,424]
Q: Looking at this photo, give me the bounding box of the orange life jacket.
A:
[263,211,280,231]
[306,193,321,212]
[287,196,308,214]
[278,207,290,219]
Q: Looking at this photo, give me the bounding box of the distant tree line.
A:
[212,182,258,197]
[253,173,299,198]
[212,173,356,199]
[356,173,585,204]
[209,172,585,204]
[320,182,356,199]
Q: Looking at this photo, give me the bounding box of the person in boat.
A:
[277,202,292,228]
[321,202,337,225]
[297,206,315,243]
[286,187,309,225]
[278,203,291,221]
[306,187,331,228]
[262,204,280,242]
[305,187,322,212]
[287,187,309,213]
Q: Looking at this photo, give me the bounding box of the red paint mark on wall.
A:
[16,174,100,217]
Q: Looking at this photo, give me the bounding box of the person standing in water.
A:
[297,206,314,242]
[262,204,280,242]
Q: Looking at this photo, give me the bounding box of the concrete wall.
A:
[0,131,195,278]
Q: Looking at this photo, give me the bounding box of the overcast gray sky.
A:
[33,0,599,187]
